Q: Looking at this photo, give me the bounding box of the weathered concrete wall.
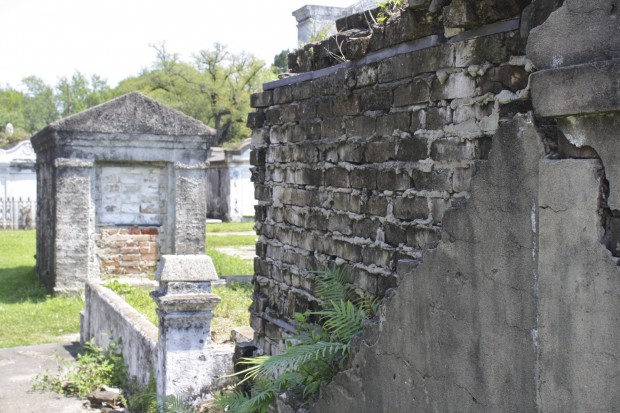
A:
[537,159,620,411]
[54,160,97,292]
[293,5,347,46]
[95,164,168,226]
[82,281,158,386]
[250,0,620,411]
[35,160,55,289]
[315,114,542,412]
[81,258,236,399]
[527,0,620,411]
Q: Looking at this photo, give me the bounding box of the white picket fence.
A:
[0,197,35,229]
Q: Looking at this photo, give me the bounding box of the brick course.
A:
[96,226,161,276]
[250,17,531,353]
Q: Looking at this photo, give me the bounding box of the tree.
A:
[21,76,59,134]
[0,87,28,145]
[116,43,276,145]
[56,72,114,117]
[273,49,290,74]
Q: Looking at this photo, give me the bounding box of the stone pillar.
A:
[173,165,207,254]
[53,158,97,292]
[292,5,347,45]
[151,255,221,399]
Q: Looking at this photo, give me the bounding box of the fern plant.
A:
[215,266,379,413]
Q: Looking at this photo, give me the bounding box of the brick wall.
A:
[96,226,160,276]
[249,7,531,354]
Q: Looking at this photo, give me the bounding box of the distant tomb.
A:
[31,92,215,293]
[206,138,256,222]
[0,140,37,229]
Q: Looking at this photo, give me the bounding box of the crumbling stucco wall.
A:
[250,0,530,355]
[249,0,620,411]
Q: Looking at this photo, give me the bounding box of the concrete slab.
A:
[0,340,95,412]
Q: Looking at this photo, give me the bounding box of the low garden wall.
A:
[81,255,240,399]
[81,280,158,386]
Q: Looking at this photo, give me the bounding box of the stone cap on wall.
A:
[32,92,215,138]
[155,254,219,282]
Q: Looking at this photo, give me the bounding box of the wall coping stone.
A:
[263,18,520,91]
[155,255,219,282]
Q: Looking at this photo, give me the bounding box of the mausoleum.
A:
[31,92,215,293]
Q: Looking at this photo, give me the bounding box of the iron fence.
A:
[0,197,36,229]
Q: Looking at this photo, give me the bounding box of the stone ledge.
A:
[262,17,520,92]
[531,59,620,117]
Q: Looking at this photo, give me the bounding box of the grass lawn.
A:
[206,222,256,276]
[206,221,254,233]
[206,248,254,276]
[0,230,82,348]
[0,222,255,348]
[106,280,252,343]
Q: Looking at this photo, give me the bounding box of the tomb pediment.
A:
[36,92,215,137]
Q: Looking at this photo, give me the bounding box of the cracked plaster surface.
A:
[313,114,544,412]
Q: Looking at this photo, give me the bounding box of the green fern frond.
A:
[311,300,365,342]
[236,341,349,384]
[350,291,381,318]
[161,394,197,413]
[215,386,275,413]
[219,265,381,412]
[313,267,354,303]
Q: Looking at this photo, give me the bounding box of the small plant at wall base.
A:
[33,339,198,413]
[214,267,380,413]
[33,339,127,397]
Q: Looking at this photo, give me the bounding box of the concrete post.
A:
[151,255,221,399]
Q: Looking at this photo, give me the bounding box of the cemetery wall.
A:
[249,0,620,411]
[249,0,531,355]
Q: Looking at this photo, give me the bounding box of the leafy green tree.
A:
[273,49,290,74]
[21,76,59,134]
[116,43,275,144]
[0,87,28,145]
[56,72,114,117]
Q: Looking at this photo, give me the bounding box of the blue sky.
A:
[1,0,356,89]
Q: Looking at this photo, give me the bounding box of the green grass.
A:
[0,231,83,348]
[0,223,255,348]
[206,222,254,233]
[211,282,253,343]
[206,234,257,248]
[105,280,159,326]
[205,222,256,276]
[206,247,254,276]
[104,280,252,343]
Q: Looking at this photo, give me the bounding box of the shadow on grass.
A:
[0,265,49,304]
